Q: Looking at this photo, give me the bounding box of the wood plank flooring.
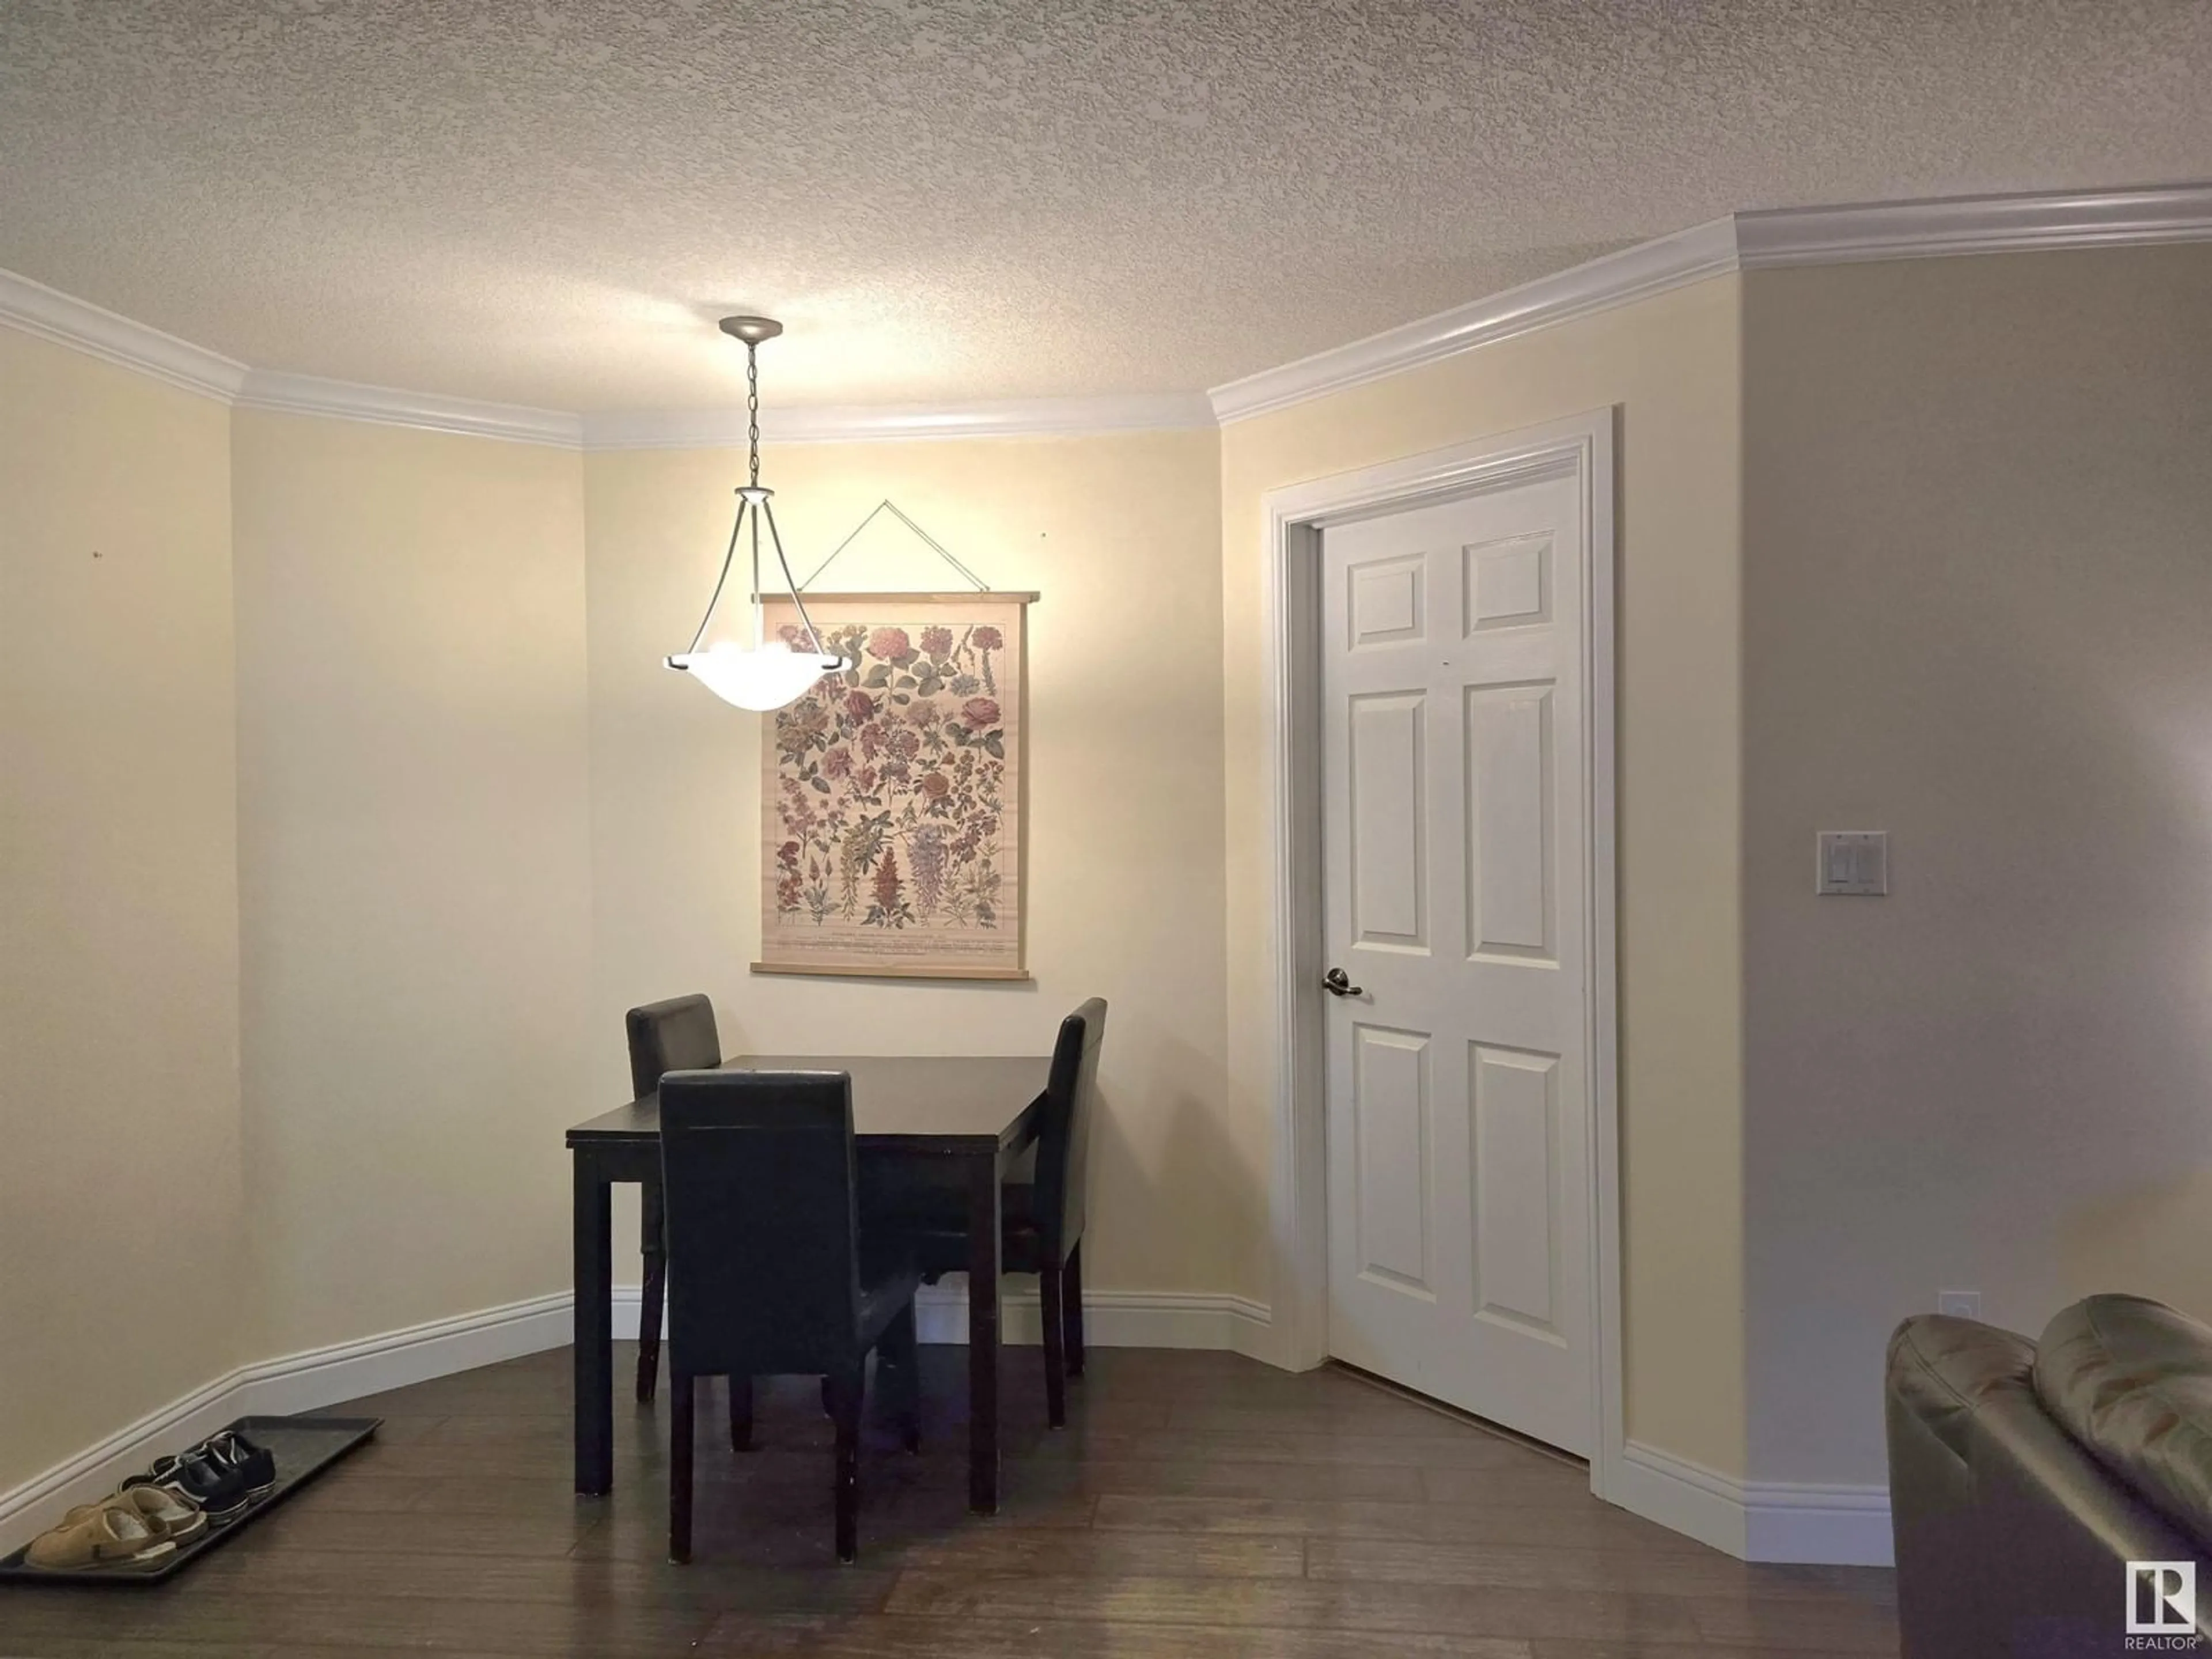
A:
[0,1344,1898,1657]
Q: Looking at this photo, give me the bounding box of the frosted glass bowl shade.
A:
[665,639,846,711]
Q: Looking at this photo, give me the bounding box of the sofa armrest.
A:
[1888,1313,2209,1658]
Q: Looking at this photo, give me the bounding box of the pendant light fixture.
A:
[664,316,852,711]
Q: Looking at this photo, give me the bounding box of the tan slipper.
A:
[65,1486,207,1546]
[25,1502,177,1572]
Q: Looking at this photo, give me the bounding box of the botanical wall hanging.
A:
[755,592,1033,980]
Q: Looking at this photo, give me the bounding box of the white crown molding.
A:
[1207,217,1742,425]
[9,183,2209,443]
[0,267,247,402]
[236,369,585,448]
[581,391,1217,451]
[1209,181,2212,423]
[1735,181,2212,268]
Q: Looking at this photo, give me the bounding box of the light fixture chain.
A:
[746,341,760,488]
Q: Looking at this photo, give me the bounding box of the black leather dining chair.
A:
[910,998,1107,1428]
[657,1069,922,1565]
[624,994,722,1403]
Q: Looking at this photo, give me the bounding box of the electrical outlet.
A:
[1938,1290,1981,1320]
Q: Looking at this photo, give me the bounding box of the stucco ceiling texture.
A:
[3,1,2209,410]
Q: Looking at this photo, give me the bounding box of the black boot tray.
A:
[0,1414,380,1586]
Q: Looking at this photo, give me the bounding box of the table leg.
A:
[573,1154,614,1495]
[966,1147,1003,1514]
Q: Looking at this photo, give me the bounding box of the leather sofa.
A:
[1887,1294,2212,1657]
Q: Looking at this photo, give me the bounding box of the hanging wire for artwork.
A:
[798,499,992,594]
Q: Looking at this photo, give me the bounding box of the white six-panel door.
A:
[1320,469,1593,1454]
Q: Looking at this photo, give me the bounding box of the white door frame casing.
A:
[1255,409,1624,1499]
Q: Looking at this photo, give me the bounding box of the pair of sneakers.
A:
[124,1428,278,1527]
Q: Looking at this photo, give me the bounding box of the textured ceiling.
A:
[3,1,2210,411]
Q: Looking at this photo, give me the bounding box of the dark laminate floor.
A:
[0,1344,1899,1657]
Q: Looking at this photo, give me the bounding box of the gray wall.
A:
[1742,243,2212,1486]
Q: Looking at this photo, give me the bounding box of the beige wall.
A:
[0,333,246,1495]
[584,431,1232,1296]
[1219,276,1749,1476]
[1741,244,2212,1487]
[232,411,593,1355]
[27,234,2204,1525]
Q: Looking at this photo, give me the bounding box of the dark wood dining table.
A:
[566,1052,1051,1514]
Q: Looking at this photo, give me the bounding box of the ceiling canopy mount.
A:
[716,315,785,347]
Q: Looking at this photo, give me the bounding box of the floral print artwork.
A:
[757,599,1025,978]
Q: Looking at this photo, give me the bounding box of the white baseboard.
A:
[1611,1441,1750,1558]
[7,1288,1893,1569]
[1744,1475,1895,1567]
[1608,1440,1893,1567]
[616,1281,1273,1356]
[2,1282,1272,1558]
[0,1291,575,1559]
[0,1373,253,1566]
[910,1283,1273,1355]
[233,1292,575,1421]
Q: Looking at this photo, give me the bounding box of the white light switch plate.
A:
[1938,1290,1981,1319]
[1817,831,1888,896]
